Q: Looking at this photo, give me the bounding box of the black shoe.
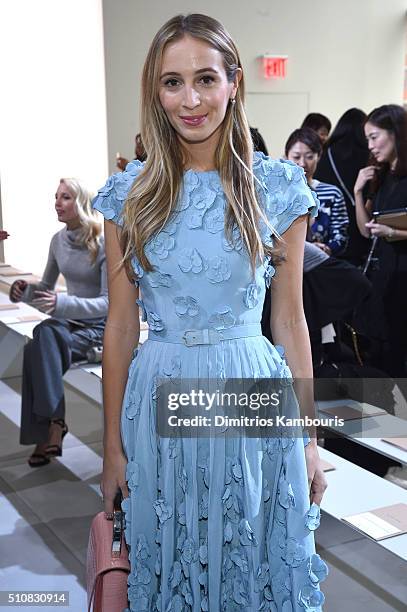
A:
[45,419,68,457]
[28,452,51,468]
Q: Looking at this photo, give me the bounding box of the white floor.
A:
[0,378,103,612]
[0,377,406,611]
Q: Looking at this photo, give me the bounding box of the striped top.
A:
[310,179,349,255]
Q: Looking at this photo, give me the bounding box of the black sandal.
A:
[45,419,68,457]
[28,452,50,468]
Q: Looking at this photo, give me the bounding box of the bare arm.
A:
[365,221,407,241]
[271,216,314,431]
[389,228,407,240]
[271,215,312,380]
[355,193,372,238]
[355,168,407,241]
[101,219,140,512]
[270,215,327,505]
[354,166,376,238]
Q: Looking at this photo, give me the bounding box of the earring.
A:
[230,98,236,105]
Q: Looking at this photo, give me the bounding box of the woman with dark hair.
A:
[93,13,328,610]
[250,126,269,155]
[286,127,349,256]
[354,104,407,377]
[116,133,147,171]
[315,108,370,266]
[301,113,331,145]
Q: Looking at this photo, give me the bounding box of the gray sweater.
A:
[22,227,108,319]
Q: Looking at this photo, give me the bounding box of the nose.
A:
[297,159,306,169]
[182,86,200,109]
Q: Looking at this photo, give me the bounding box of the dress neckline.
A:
[183,168,219,176]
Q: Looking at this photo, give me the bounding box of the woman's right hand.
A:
[9,279,28,303]
[101,448,129,515]
[305,442,328,506]
[354,166,377,195]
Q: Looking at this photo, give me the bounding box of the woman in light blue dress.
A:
[93,14,328,611]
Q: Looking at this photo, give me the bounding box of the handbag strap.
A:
[344,323,364,367]
[88,582,96,612]
[328,147,355,207]
[362,236,378,275]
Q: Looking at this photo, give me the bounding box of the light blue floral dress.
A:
[93,152,328,612]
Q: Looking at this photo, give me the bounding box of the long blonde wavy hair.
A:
[60,178,102,264]
[121,13,275,275]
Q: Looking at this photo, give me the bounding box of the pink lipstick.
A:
[180,114,207,127]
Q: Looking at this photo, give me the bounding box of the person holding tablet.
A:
[354,104,407,378]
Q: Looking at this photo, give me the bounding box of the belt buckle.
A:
[182,329,221,346]
[182,330,199,346]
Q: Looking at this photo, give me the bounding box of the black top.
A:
[372,173,407,271]
[372,173,407,212]
[316,143,370,263]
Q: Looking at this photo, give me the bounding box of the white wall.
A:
[102,0,406,165]
[0,0,108,274]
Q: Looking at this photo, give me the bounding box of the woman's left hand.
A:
[305,442,328,506]
[32,290,57,314]
[365,221,393,238]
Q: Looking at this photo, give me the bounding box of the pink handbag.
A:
[86,508,130,612]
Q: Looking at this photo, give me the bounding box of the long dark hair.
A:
[250,127,269,155]
[366,104,407,193]
[328,108,367,150]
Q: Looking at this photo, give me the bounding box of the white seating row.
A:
[317,398,407,467]
[319,447,407,561]
[0,291,49,378]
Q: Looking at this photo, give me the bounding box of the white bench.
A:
[319,446,407,561]
[0,282,149,405]
[0,292,49,378]
[317,398,407,467]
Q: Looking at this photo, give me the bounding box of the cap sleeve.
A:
[254,153,319,237]
[92,160,144,226]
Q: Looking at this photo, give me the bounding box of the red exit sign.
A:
[262,55,288,79]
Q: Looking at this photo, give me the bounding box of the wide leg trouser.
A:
[20,317,105,445]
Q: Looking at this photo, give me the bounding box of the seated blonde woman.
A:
[10,178,108,467]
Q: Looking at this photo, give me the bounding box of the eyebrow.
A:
[160,67,219,79]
